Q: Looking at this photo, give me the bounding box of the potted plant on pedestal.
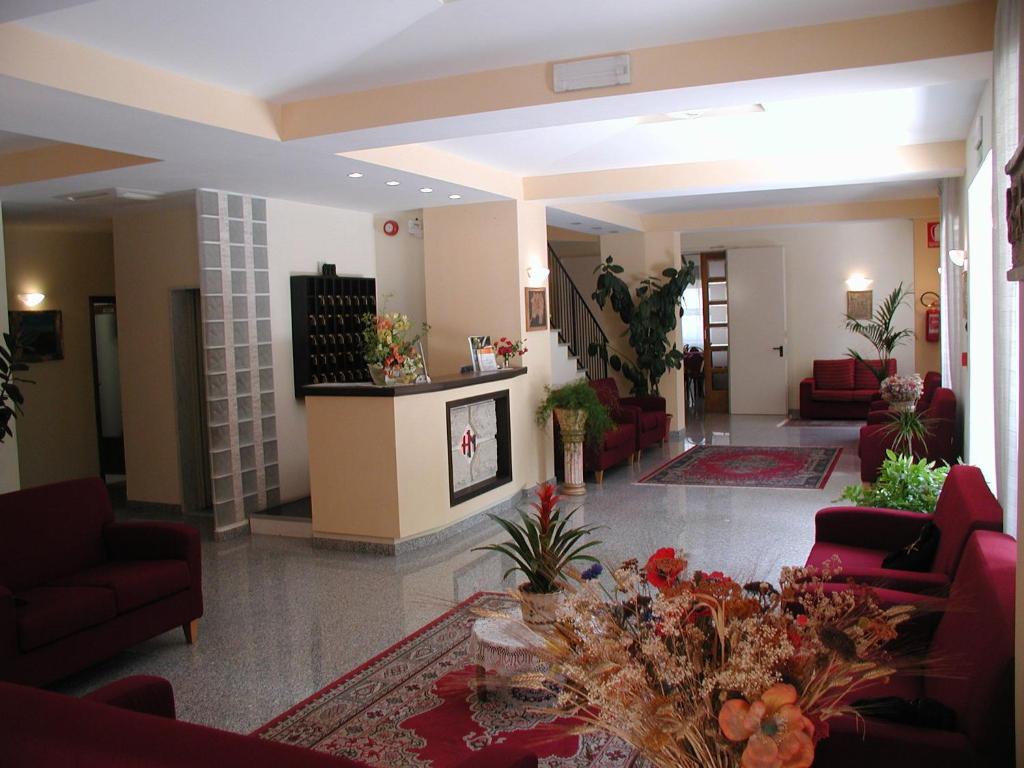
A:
[536,380,614,496]
[474,483,601,630]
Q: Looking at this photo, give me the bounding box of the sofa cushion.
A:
[854,359,891,390]
[812,388,854,402]
[0,478,113,592]
[852,389,879,402]
[53,560,191,614]
[814,359,854,390]
[15,586,117,651]
[603,424,635,451]
[806,542,888,571]
[638,411,664,433]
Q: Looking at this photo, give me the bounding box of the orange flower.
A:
[644,548,687,591]
[718,684,815,768]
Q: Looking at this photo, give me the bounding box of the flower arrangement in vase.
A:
[879,373,923,411]
[511,548,914,768]
[473,483,601,629]
[495,336,527,367]
[361,311,428,385]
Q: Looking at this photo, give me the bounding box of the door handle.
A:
[771,345,784,357]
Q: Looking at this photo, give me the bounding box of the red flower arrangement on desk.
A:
[496,336,528,367]
[508,547,915,768]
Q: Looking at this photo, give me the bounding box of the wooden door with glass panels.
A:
[701,252,729,413]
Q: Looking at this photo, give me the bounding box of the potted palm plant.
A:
[474,483,601,629]
[536,380,614,495]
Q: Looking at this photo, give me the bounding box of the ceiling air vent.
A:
[553,54,631,93]
[56,187,162,204]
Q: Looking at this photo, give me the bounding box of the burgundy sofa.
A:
[799,358,896,420]
[0,676,538,768]
[867,370,942,422]
[805,464,1003,594]
[814,530,1015,767]
[0,478,203,687]
[858,387,957,482]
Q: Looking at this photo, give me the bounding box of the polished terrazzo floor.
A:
[54,409,864,733]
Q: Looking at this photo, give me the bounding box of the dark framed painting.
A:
[10,310,64,361]
[525,287,548,331]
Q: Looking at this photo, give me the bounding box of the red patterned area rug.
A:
[254,592,639,767]
[637,445,841,489]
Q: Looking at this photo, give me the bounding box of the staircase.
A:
[548,244,608,382]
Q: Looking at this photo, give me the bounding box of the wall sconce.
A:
[948,249,967,268]
[845,275,873,291]
[17,292,45,307]
[526,265,550,285]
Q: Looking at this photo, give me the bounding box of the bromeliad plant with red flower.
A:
[510,550,915,768]
[473,483,601,595]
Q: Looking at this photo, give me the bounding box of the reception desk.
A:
[304,367,536,554]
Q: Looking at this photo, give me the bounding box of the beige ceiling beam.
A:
[0,24,281,140]
[523,141,964,203]
[644,196,940,232]
[549,201,646,232]
[280,1,993,141]
[0,142,159,187]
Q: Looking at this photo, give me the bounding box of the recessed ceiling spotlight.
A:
[448,194,462,199]
[347,172,364,178]
[419,187,433,193]
[386,180,400,186]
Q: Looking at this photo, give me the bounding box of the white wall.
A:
[374,210,425,331]
[682,220,916,410]
[266,198,374,503]
[0,204,19,493]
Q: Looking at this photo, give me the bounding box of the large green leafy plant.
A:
[0,333,30,444]
[589,255,698,396]
[474,483,601,594]
[840,450,950,513]
[844,283,914,384]
[536,379,614,441]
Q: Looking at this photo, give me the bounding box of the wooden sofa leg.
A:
[595,470,604,484]
[183,619,199,645]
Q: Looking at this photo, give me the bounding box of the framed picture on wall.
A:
[846,290,873,321]
[9,310,64,362]
[525,287,548,331]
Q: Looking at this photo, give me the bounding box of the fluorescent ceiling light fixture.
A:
[448,194,462,199]
[385,180,400,186]
[665,103,765,120]
[347,172,364,178]
[18,293,45,307]
[419,187,433,193]
[845,275,873,291]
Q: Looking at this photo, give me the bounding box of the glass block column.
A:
[197,190,280,536]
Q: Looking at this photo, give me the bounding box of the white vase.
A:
[555,408,587,496]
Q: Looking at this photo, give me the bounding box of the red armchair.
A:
[858,387,957,482]
[805,464,1003,594]
[582,378,640,483]
[0,676,539,768]
[0,478,203,687]
[814,530,1015,768]
[867,370,941,423]
[620,393,669,453]
[799,358,895,420]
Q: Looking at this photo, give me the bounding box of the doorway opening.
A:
[89,297,125,497]
[170,289,212,515]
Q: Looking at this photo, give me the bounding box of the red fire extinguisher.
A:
[922,292,940,343]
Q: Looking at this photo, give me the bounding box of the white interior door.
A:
[727,247,788,415]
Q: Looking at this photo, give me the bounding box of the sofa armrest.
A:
[0,585,16,676]
[84,675,176,719]
[814,507,931,551]
[621,395,665,413]
[454,747,538,768]
[104,522,202,615]
[825,567,950,595]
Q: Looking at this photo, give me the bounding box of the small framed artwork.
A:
[525,287,548,331]
[467,335,491,371]
[9,310,64,362]
[846,290,873,320]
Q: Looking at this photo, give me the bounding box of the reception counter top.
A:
[304,366,539,554]
[302,366,526,398]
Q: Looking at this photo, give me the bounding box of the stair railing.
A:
[547,244,609,381]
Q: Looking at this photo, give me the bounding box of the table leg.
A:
[475,664,489,702]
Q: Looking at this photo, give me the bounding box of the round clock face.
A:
[383,220,399,236]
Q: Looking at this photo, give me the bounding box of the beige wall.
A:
[912,218,941,375]
[681,219,916,410]
[3,222,115,488]
[0,205,19,492]
[266,197,374,503]
[374,210,426,331]
[113,197,198,506]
